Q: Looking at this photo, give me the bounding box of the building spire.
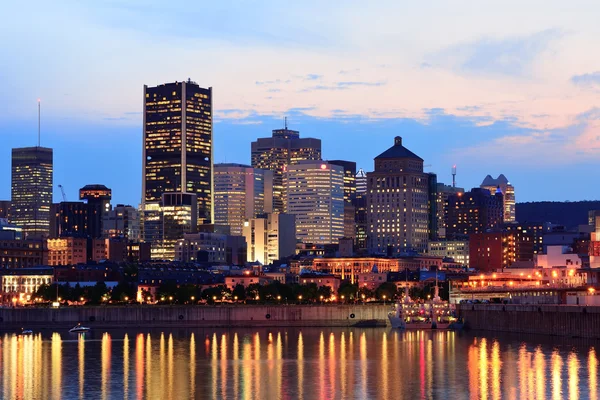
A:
[37,99,41,147]
[284,116,288,130]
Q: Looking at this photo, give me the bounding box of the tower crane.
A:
[58,184,67,202]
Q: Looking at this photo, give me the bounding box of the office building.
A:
[175,232,247,265]
[355,168,368,251]
[103,204,141,241]
[213,163,273,236]
[481,174,515,223]
[445,188,504,238]
[55,201,88,237]
[243,213,296,264]
[0,268,54,304]
[366,136,430,254]
[142,80,213,244]
[10,147,53,238]
[0,201,10,219]
[427,240,469,266]
[79,184,112,238]
[469,232,516,272]
[330,160,357,241]
[251,125,321,213]
[436,183,464,238]
[284,161,344,245]
[0,219,23,240]
[157,192,198,261]
[0,240,47,268]
[47,237,88,266]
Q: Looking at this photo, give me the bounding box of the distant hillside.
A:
[516,201,600,229]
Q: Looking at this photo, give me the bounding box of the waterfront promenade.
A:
[0,304,390,328]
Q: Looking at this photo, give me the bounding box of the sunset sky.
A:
[2,0,600,205]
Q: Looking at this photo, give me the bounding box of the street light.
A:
[277,295,281,301]
[383,294,387,306]
[124,296,129,302]
[191,296,195,302]
[298,295,303,303]
[320,295,324,302]
[168,296,173,301]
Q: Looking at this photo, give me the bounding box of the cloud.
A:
[571,71,600,88]
[267,88,281,93]
[300,85,349,92]
[338,69,360,75]
[336,81,386,87]
[425,29,563,77]
[304,74,322,80]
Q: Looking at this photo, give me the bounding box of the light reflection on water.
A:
[0,329,598,399]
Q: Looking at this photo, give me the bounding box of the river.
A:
[0,327,597,399]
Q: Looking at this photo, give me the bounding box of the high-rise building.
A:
[284,161,344,245]
[103,204,141,241]
[367,136,430,254]
[175,232,247,265]
[436,183,464,238]
[251,125,321,213]
[445,188,504,238]
[213,164,273,236]
[469,232,516,272]
[142,80,213,244]
[0,201,10,219]
[55,202,88,237]
[243,213,296,265]
[10,147,53,238]
[355,168,368,251]
[79,184,112,238]
[157,192,198,261]
[330,160,357,240]
[427,240,470,266]
[481,174,515,223]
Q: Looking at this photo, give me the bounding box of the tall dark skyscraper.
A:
[10,147,53,238]
[251,125,321,212]
[142,80,213,243]
[79,184,112,238]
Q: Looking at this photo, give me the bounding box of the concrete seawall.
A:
[459,304,600,339]
[0,304,391,328]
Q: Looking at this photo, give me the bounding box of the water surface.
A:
[0,327,597,399]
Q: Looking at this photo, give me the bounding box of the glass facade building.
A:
[284,161,344,245]
[10,147,53,239]
[142,80,213,239]
[251,127,321,213]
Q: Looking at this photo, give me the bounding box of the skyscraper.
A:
[355,168,368,251]
[329,160,357,240]
[367,136,429,254]
[445,188,504,237]
[243,213,296,264]
[142,80,213,242]
[79,184,112,238]
[436,182,464,238]
[10,147,53,238]
[480,174,515,223]
[284,161,344,245]
[251,125,321,213]
[213,163,273,236]
[158,192,198,261]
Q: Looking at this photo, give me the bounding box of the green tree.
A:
[375,282,398,300]
[338,282,358,302]
[232,284,246,301]
[111,282,136,301]
[357,286,374,301]
[316,285,332,301]
[88,282,109,304]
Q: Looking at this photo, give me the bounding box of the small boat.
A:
[69,323,91,333]
[21,328,33,335]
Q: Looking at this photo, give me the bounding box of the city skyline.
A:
[2,1,600,205]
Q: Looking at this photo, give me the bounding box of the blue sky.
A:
[1,0,600,205]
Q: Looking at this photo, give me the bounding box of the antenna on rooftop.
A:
[452,165,457,188]
[37,99,41,147]
[284,116,288,130]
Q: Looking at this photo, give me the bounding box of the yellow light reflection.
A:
[360,332,367,400]
[552,350,563,400]
[51,333,62,400]
[101,333,112,400]
[190,333,196,399]
[491,340,501,400]
[534,346,545,400]
[297,332,304,399]
[568,351,579,400]
[78,335,85,399]
[123,334,129,400]
[589,348,598,400]
[135,334,144,399]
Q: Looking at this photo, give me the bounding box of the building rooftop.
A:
[374,136,423,161]
[481,174,510,186]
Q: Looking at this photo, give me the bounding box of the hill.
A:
[516,201,600,229]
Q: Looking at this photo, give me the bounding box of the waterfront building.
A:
[469,232,516,272]
[242,213,296,265]
[445,188,504,238]
[284,161,344,245]
[504,222,551,262]
[251,125,321,213]
[175,232,247,265]
[213,163,273,236]
[10,147,53,238]
[0,267,54,304]
[436,183,464,238]
[0,239,47,268]
[79,184,112,238]
[480,174,515,223]
[225,273,270,291]
[142,80,213,248]
[102,204,141,241]
[330,160,357,241]
[536,245,583,269]
[427,240,469,266]
[366,136,430,254]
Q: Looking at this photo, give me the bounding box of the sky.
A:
[1,0,600,205]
